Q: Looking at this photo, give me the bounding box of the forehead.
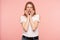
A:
[27,4,32,7]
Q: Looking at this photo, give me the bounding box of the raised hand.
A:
[24,10,29,16]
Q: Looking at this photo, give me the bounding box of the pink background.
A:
[1,0,60,40]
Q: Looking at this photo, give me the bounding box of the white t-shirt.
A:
[20,14,40,37]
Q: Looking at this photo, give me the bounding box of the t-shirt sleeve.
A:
[34,14,40,23]
[20,16,26,23]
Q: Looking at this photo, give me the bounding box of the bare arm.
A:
[29,15,39,31]
[21,16,29,32]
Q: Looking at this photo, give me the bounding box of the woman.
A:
[20,1,40,40]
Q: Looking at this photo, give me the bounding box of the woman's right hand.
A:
[24,10,30,19]
[24,10,28,16]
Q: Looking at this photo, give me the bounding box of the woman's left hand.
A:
[29,10,34,21]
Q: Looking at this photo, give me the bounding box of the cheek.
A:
[26,8,29,10]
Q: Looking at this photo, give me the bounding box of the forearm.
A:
[23,18,29,32]
[30,17,37,31]
[30,21,35,31]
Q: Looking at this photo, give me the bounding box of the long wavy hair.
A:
[24,1,36,17]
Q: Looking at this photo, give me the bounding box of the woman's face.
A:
[26,4,34,15]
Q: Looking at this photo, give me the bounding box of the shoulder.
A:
[20,15,26,20]
[33,14,40,18]
[32,14,40,20]
[20,15,26,18]
[32,14,40,22]
[20,15,27,23]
